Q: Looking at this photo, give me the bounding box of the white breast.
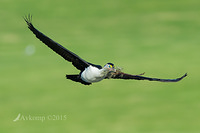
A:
[81,65,107,83]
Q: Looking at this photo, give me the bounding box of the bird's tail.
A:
[66,74,91,85]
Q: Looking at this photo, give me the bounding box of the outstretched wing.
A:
[24,15,95,71]
[107,71,187,82]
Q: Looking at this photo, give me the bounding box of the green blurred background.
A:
[0,0,199,132]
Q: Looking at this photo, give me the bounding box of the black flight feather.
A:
[24,14,94,71]
[108,71,187,82]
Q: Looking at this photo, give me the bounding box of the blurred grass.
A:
[0,0,200,133]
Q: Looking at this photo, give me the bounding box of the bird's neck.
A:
[99,68,110,77]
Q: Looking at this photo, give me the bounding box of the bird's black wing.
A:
[24,15,97,71]
[107,71,187,82]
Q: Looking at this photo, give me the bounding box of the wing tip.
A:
[23,14,33,28]
[168,73,188,82]
[181,73,188,79]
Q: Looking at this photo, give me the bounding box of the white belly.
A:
[81,66,106,83]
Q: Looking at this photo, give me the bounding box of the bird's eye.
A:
[109,65,112,68]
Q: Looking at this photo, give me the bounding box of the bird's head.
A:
[104,63,116,72]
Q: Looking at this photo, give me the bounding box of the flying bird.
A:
[24,15,187,85]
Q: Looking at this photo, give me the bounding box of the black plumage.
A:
[24,15,98,71]
[108,71,187,82]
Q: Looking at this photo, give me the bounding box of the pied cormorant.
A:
[24,15,187,85]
